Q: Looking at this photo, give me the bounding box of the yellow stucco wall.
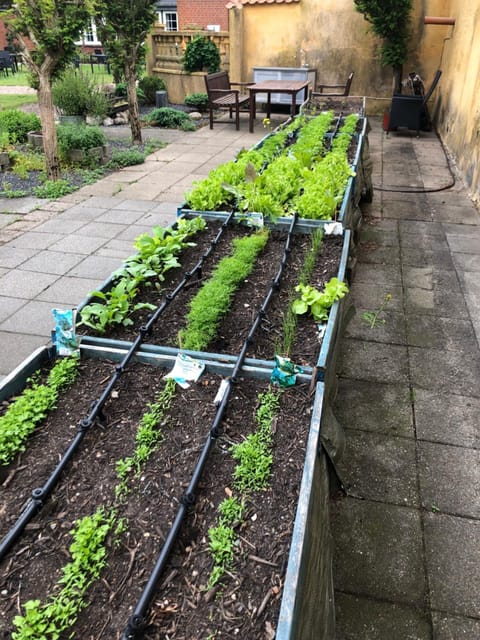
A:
[229,0,480,200]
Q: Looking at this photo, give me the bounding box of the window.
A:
[158,11,178,31]
[77,20,101,46]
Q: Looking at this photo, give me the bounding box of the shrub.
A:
[53,70,108,117]
[106,149,145,169]
[183,35,221,73]
[57,124,106,155]
[0,109,41,144]
[145,107,194,129]
[114,81,146,104]
[185,92,208,111]
[138,75,167,104]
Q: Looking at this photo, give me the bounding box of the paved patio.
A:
[0,112,479,638]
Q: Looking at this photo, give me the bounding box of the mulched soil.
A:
[0,218,344,639]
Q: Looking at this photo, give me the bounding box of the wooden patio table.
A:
[248,79,310,132]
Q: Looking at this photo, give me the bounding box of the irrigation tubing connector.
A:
[0,213,238,563]
[120,212,298,639]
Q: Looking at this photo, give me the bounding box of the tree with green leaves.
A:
[354,0,413,92]
[4,1,97,180]
[95,0,158,144]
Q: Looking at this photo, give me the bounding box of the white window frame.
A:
[158,10,178,31]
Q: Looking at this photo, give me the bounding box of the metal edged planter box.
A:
[0,340,336,640]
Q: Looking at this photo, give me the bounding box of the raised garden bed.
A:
[0,109,367,639]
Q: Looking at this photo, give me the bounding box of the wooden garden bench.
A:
[204,71,251,130]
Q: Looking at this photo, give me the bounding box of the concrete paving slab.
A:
[32,218,86,234]
[0,299,60,336]
[136,211,176,228]
[399,220,445,237]
[356,243,400,265]
[357,225,399,247]
[409,346,480,396]
[114,224,156,242]
[0,269,59,299]
[48,234,108,255]
[339,430,419,506]
[432,612,480,639]
[399,234,450,253]
[406,315,478,350]
[94,208,146,225]
[349,282,404,313]
[331,498,425,606]
[338,339,409,384]
[379,200,433,222]
[54,204,114,222]
[424,513,480,618]
[405,287,470,319]
[333,378,414,438]
[18,250,84,276]
[68,255,124,280]
[401,247,455,269]
[431,206,480,225]
[446,234,480,254]
[352,263,403,286]
[74,221,127,239]
[0,245,39,269]
[94,238,136,260]
[0,196,45,214]
[344,308,407,345]
[0,213,20,229]
[335,592,431,640]
[0,296,27,324]
[418,441,480,518]
[36,276,103,306]
[414,388,480,448]
[0,331,49,377]
[9,231,64,250]
[442,223,480,238]
[452,252,480,272]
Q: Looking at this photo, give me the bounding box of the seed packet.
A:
[270,355,303,387]
[51,308,80,356]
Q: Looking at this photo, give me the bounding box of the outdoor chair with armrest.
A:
[205,71,251,130]
[311,71,354,97]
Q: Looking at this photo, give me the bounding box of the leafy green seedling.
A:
[361,293,392,328]
[292,277,349,322]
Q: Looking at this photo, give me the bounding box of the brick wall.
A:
[0,19,8,49]
[177,0,228,31]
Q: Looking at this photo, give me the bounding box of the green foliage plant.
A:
[138,75,167,104]
[12,507,116,640]
[9,150,45,179]
[52,69,106,117]
[115,377,177,498]
[179,230,269,351]
[144,107,195,130]
[184,92,208,111]
[105,148,146,169]
[361,293,392,328]
[206,389,280,589]
[354,0,413,89]
[0,355,79,466]
[33,179,76,199]
[292,277,349,322]
[0,109,41,144]
[79,217,207,331]
[57,124,106,154]
[183,35,221,73]
[77,278,156,334]
[281,229,323,355]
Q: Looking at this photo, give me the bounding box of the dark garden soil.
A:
[0,217,344,639]
[80,218,343,369]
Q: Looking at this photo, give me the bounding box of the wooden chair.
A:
[311,71,354,97]
[204,71,251,130]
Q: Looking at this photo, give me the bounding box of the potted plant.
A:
[56,123,109,164]
[52,69,109,124]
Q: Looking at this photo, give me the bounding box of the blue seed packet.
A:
[52,308,80,356]
[270,355,303,387]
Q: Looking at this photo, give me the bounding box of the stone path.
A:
[332,118,480,639]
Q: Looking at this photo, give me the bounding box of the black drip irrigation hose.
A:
[121,213,299,640]
[0,213,236,565]
[375,125,456,194]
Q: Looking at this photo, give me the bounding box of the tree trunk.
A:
[125,65,142,145]
[38,75,61,181]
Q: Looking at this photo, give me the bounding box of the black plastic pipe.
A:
[0,214,235,564]
[122,213,298,640]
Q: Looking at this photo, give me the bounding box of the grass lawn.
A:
[1,94,38,110]
[0,64,114,87]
